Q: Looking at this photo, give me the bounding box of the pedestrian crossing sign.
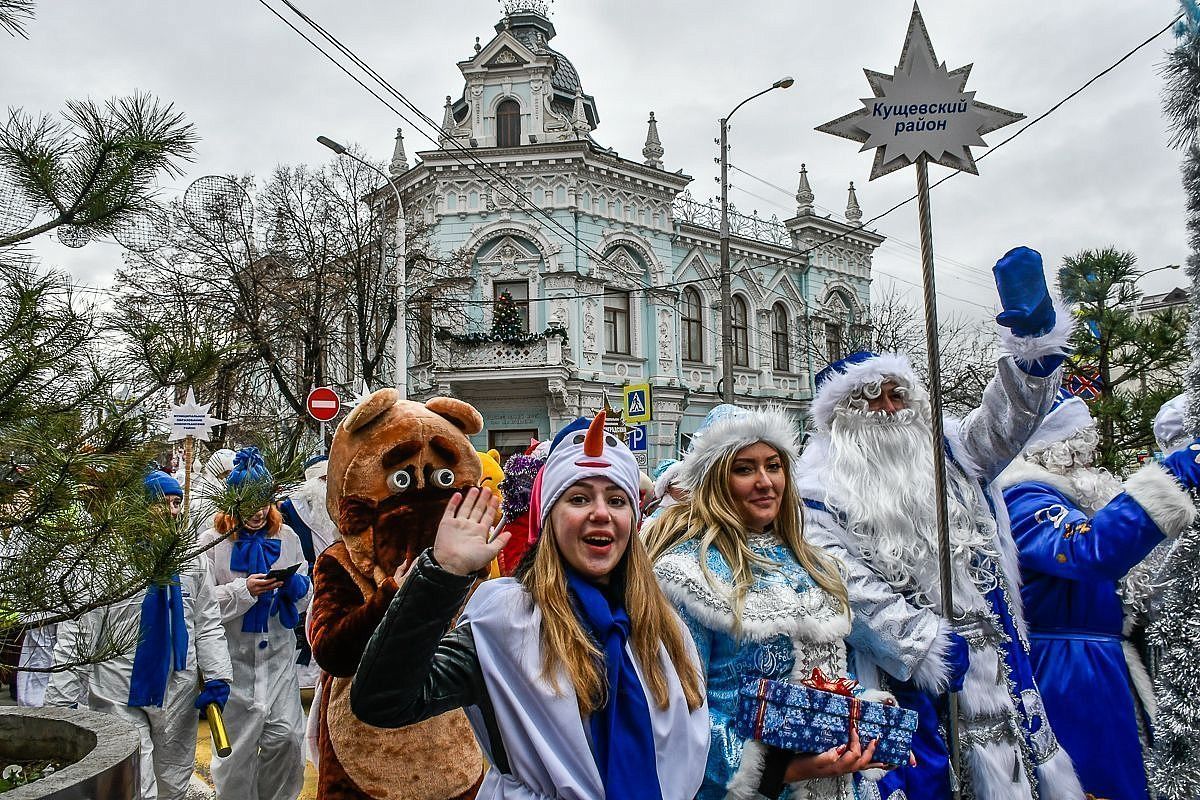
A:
[623,383,651,423]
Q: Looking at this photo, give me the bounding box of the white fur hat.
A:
[1155,393,1194,455]
[204,448,236,479]
[1022,391,1094,454]
[674,404,802,491]
[808,352,921,432]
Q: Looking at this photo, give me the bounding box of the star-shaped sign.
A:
[162,387,227,442]
[816,3,1024,180]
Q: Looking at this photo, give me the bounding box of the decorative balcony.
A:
[432,326,570,373]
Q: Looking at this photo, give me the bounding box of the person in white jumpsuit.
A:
[191,447,236,535]
[200,447,311,800]
[45,471,233,800]
[16,619,56,707]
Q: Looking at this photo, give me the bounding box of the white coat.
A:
[45,556,232,800]
[200,524,311,800]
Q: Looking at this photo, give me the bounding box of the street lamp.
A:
[718,77,793,403]
[317,135,409,399]
[1135,264,1181,283]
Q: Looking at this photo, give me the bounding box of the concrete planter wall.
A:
[0,706,138,799]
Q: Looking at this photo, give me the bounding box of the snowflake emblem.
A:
[816,3,1024,180]
[162,387,227,442]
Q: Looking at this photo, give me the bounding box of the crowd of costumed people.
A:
[10,245,1200,800]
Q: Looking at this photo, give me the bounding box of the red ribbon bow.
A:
[800,668,859,698]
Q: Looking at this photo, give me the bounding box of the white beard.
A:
[1025,433,1122,514]
[825,406,999,613]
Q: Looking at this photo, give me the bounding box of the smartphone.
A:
[266,563,301,582]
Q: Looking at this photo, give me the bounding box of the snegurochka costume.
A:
[350,414,710,800]
[653,404,877,800]
[47,471,232,800]
[798,248,1084,800]
[996,393,1200,800]
[200,448,311,800]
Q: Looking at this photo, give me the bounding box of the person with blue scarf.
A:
[351,412,711,799]
[46,470,232,800]
[200,447,311,800]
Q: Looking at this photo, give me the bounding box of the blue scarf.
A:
[566,570,663,800]
[128,578,188,707]
[229,530,300,633]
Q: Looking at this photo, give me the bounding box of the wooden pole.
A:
[915,154,963,798]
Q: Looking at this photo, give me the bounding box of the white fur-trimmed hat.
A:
[808,352,921,432]
[1022,390,1095,454]
[674,404,802,491]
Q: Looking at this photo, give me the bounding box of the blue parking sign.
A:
[626,424,647,452]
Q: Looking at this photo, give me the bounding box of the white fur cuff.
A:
[1124,461,1197,538]
[998,299,1075,365]
[909,617,954,694]
[725,739,770,800]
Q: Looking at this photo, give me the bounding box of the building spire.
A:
[845,181,862,223]
[389,127,409,177]
[795,164,814,216]
[439,96,455,146]
[642,112,664,169]
[571,89,591,139]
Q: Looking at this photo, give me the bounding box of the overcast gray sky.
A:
[3,1,1191,319]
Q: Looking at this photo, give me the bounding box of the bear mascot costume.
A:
[309,389,485,800]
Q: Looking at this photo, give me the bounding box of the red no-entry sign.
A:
[306,387,341,422]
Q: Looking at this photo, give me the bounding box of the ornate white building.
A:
[387,2,884,465]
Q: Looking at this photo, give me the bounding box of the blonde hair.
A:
[644,445,848,627]
[213,505,283,539]
[519,517,704,716]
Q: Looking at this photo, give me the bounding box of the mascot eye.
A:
[571,433,586,445]
[387,469,412,493]
[605,434,619,447]
[432,468,456,488]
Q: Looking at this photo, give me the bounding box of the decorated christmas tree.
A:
[492,290,522,341]
[1147,3,1200,797]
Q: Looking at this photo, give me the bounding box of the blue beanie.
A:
[303,454,328,470]
[225,447,273,489]
[144,470,183,500]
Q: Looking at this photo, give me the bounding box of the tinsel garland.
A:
[498,452,543,520]
[435,324,568,346]
[1148,7,1200,796]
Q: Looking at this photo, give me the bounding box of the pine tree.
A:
[492,290,523,341]
[1147,4,1200,797]
[1057,247,1188,471]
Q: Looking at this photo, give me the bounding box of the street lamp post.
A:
[317,135,409,399]
[718,77,793,403]
[1135,264,1182,283]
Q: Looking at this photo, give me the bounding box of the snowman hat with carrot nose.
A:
[527,411,642,543]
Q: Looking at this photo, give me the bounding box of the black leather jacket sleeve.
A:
[350,549,483,728]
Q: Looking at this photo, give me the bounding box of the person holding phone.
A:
[350,413,710,800]
[200,448,311,800]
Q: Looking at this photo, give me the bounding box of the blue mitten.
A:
[993,246,1055,337]
[194,679,230,716]
[946,632,970,693]
[1163,439,1200,491]
[280,572,311,601]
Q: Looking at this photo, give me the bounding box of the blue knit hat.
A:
[144,470,183,500]
[225,447,273,489]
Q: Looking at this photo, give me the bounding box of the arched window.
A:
[682,288,704,362]
[826,322,844,363]
[732,296,749,367]
[496,99,520,148]
[772,303,790,372]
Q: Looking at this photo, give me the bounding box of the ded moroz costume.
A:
[798,247,1084,799]
[995,392,1198,799]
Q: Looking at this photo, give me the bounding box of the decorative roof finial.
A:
[474,36,481,55]
[439,96,455,146]
[500,0,551,17]
[642,112,664,169]
[795,164,815,215]
[845,181,862,223]
[571,89,591,139]
[389,127,409,177]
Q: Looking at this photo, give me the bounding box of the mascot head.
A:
[327,389,484,579]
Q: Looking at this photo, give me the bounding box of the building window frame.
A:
[496,99,521,148]
[772,303,791,372]
[603,288,631,355]
[682,287,704,362]
[732,295,750,367]
[493,280,530,332]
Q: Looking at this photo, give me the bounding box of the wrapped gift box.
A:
[733,670,918,767]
